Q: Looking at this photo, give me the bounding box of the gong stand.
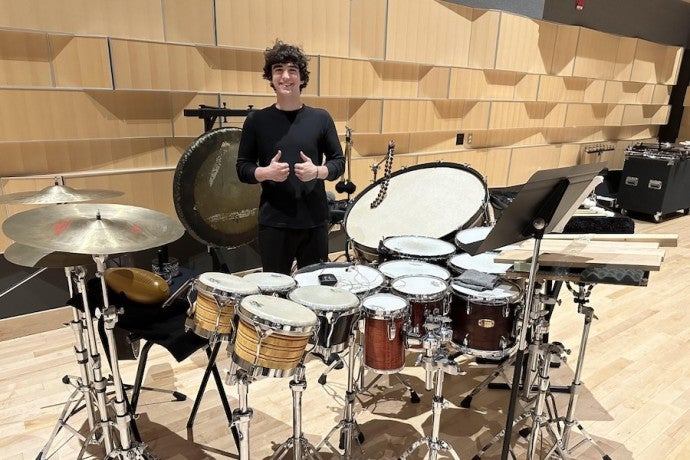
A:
[184,103,253,133]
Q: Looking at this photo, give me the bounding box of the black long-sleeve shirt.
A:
[236,104,345,229]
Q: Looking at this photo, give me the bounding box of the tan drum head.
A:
[344,162,488,254]
[289,285,360,312]
[173,127,261,247]
[239,294,317,330]
[197,272,259,297]
[243,272,296,292]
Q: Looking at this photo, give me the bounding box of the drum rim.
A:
[238,295,317,332]
[242,272,297,290]
[377,259,451,280]
[288,285,361,312]
[293,264,385,294]
[450,279,522,304]
[381,235,457,258]
[361,293,409,318]
[343,161,489,251]
[390,274,449,300]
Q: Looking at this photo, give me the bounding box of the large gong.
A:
[173,127,260,247]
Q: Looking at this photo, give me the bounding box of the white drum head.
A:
[382,235,456,258]
[293,264,384,295]
[197,272,259,296]
[391,275,447,297]
[455,226,492,245]
[243,272,296,291]
[344,163,487,251]
[451,280,520,303]
[378,259,451,281]
[240,294,317,327]
[362,293,408,318]
[289,285,360,312]
[448,252,511,275]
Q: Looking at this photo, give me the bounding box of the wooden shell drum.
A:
[231,294,318,379]
[379,235,456,264]
[377,259,451,286]
[288,285,360,357]
[361,293,409,374]
[293,262,384,298]
[390,275,449,348]
[242,271,296,297]
[343,162,488,262]
[449,279,523,360]
[186,272,259,341]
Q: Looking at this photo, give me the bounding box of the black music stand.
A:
[462,163,603,460]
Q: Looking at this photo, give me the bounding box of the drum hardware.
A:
[399,315,463,460]
[271,365,323,460]
[369,140,395,207]
[335,126,357,200]
[316,334,366,459]
[228,369,254,459]
[183,103,253,133]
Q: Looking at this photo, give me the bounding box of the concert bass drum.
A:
[343,162,488,262]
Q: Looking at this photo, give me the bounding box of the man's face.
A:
[271,62,302,96]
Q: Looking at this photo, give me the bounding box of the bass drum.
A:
[343,162,488,262]
[173,127,261,247]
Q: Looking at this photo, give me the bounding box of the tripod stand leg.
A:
[461,354,515,408]
[187,341,221,428]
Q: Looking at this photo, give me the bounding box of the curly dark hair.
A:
[262,40,310,91]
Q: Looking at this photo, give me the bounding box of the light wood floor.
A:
[1,215,689,459]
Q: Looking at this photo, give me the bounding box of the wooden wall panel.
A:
[621,105,670,126]
[613,37,637,81]
[0,138,170,177]
[0,89,173,142]
[215,0,350,57]
[494,14,558,74]
[385,0,472,67]
[319,58,420,98]
[0,0,165,41]
[558,143,581,167]
[350,0,386,60]
[345,99,383,134]
[514,74,540,102]
[564,103,624,128]
[163,0,215,45]
[549,24,579,76]
[468,9,500,70]
[572,28,620,80]
[450,69,517,101]
[418,66,450,99]
[350,133,411,157]
[602,81,650,104]
[630,40,683,85]
[408,132,460,154]
[507,145,561,185]
[49,35,111,88]
[425,148,510,187]
[0,30,52,87]
[489,102,554,130]
[651,85,672,105]
[383,100,459,133]
[469,129,547,149]
[538,76,587,103]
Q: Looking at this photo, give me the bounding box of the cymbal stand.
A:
[272,364,322,459]
[227,369,253,459]
[37,266,99,459]
[459,354,515,408]
[317,334,365,458]
[94,255,158,459]
[400,318,462,460]
[555,282,611,459]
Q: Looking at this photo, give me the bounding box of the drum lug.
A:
[466,304,472,315]
[499,336,508,350]
[443,292,451,316]
[462,334,469,347]
[503,304,510,318]
[388,318,397,340]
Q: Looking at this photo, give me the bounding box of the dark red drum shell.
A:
[450,292,517,352]
[363,316,406,372]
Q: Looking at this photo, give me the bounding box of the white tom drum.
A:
[379,235,456,264]
[361,293,409,374]
[293,262,384,298]
[242,271,296,297]
[390,275,449,348]
[378,259,451,284]
[186,272,259,341]
[230,294,317,379]
[288,285,360,357]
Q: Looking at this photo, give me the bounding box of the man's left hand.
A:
[295,151,320,182]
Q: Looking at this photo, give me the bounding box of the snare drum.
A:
[186,272,259,341]
[242,271,296,297]
[293,262,384,297]
[378,259,451,285]
[231,294,317,379]
[361,294,409,374]
[288,285,360,357]
[379,235,456,264]
[343,162,489,262]
[390,275,448,348]
[449,279,522,360]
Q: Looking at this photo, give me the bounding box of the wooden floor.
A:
[1,215,689,460]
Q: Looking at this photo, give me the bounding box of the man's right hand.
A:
[255,150,290,182]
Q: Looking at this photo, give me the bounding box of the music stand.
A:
[462,163,603,460]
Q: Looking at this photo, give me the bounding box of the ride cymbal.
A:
[2,203,185,255]
[0,184,123,205]
[4,242,95,268]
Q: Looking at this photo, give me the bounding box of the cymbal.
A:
[3,203,185,255]
[4,242,95,268]
[0,184,123,205]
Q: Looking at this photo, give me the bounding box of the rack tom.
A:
[390,275,449,348]
[379,235,456,264]
[230,294,317,379]
[293,262,384,298]
[242,271,296,297]
[288,285,360,357]
[361,293,409,374]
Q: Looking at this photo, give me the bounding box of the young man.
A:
[236,41,345,275]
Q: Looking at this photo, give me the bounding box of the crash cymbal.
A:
[2,203,185,255]
[0,184,123,205]
[4,242,95,268]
